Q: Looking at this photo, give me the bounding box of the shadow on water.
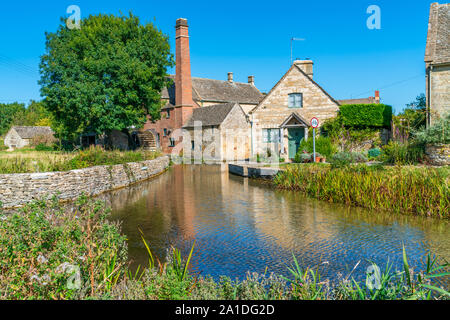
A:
[101,164,450,284]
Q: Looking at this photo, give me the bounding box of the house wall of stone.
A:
[220,105,251,161]
[251,66,339,157]
[4,129,29,149]
[0,156,170,209]
[430,64,450,123]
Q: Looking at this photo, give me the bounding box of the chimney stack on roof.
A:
[375,90,380,104]
[248,76,255,86]
[228,72,234,83]
[294,60,314,79]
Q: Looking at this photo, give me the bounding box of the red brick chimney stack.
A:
[375,90,380,104]
[175,18,194,126]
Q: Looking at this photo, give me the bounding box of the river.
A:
[103,164,450,284]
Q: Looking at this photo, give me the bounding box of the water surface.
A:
[105,165,450,284]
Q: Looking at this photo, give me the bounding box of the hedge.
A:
[339,104,392,128]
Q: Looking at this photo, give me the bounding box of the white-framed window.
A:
[262,129,281,143]
[169,138,176,147]
[288,93,303,108]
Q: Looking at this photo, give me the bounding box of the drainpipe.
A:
[427,65,433,128]
[250,114,254,160]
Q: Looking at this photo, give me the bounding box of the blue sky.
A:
[0,0,433,113]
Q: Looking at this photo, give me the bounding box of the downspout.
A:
[250,113,254,160]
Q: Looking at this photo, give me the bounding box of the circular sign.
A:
[311,117,319,128]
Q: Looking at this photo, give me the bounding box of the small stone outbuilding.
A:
[4,126,55,150]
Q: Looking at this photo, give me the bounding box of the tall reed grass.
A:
[273,164,449,219]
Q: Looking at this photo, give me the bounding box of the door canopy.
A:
[280,113,310,128]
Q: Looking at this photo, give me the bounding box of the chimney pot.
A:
[248,76,255,85]
[228,72,234,83]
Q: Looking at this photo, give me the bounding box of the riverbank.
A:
[273,164,449,219]
[0,197,448,300]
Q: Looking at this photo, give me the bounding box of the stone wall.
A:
[430,65,450,124]
[0,156,170,209]
[425,144,450,166]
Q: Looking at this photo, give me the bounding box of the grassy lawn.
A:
[0,146,161,174]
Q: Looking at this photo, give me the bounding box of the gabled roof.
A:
[249,64,340,114]
[280,113,310,128]
[161,76,264,107]
[12,126,54,139]
[183,103,238,128]
[425,3,450,65]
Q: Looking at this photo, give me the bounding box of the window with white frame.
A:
[288,93,303,108]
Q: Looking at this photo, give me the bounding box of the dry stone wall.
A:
[0,156,170,209]
[425,144,450,166]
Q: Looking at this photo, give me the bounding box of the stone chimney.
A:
[375,90,380,104]
[175,18,194,123]
[228,72,234,83]
[294,60,314,79]
[248,76,255,86]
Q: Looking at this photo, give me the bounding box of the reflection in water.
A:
[103,165,450,283]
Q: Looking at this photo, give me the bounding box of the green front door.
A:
[288,128,305,159]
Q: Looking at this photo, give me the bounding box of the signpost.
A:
[310,117,319,162]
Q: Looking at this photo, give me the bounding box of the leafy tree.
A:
[392,94,427,142]
[39,13,174,141]
[11,100,53,127]
[0,102,26,136]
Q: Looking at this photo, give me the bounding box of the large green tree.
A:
[0,102,26,136]
[39,13,173,140]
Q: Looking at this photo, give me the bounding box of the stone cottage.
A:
[143,18,263,155]
[182,103,250,161]
[249,60,340,160]
[425,2,450,126]
[4,126,54,150]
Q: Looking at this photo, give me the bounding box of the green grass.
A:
[273,164,449,219]
[0,146,161,174]
[0,197,448,300]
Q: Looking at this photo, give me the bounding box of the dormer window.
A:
[288,93,303,108]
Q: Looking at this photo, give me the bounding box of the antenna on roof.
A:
[290,37,305,65]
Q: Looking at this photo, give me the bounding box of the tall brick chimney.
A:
[175,18,194,126]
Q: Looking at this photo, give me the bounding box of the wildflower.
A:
[37,254,48,264]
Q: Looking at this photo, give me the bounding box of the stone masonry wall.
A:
[425,144,450,166]
[0,156,170,209]
[430,65,450,124]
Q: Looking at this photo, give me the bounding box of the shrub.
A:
[382,141,425,165]
[0,197,128,299]
[414,114,449,145]
[35,143,55,152]
[298,136,338,159]
[368,148,382,159]
[339,104,392,128]
[330,152,368,167]
[30,134,57,148]
[294,151,312,164]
